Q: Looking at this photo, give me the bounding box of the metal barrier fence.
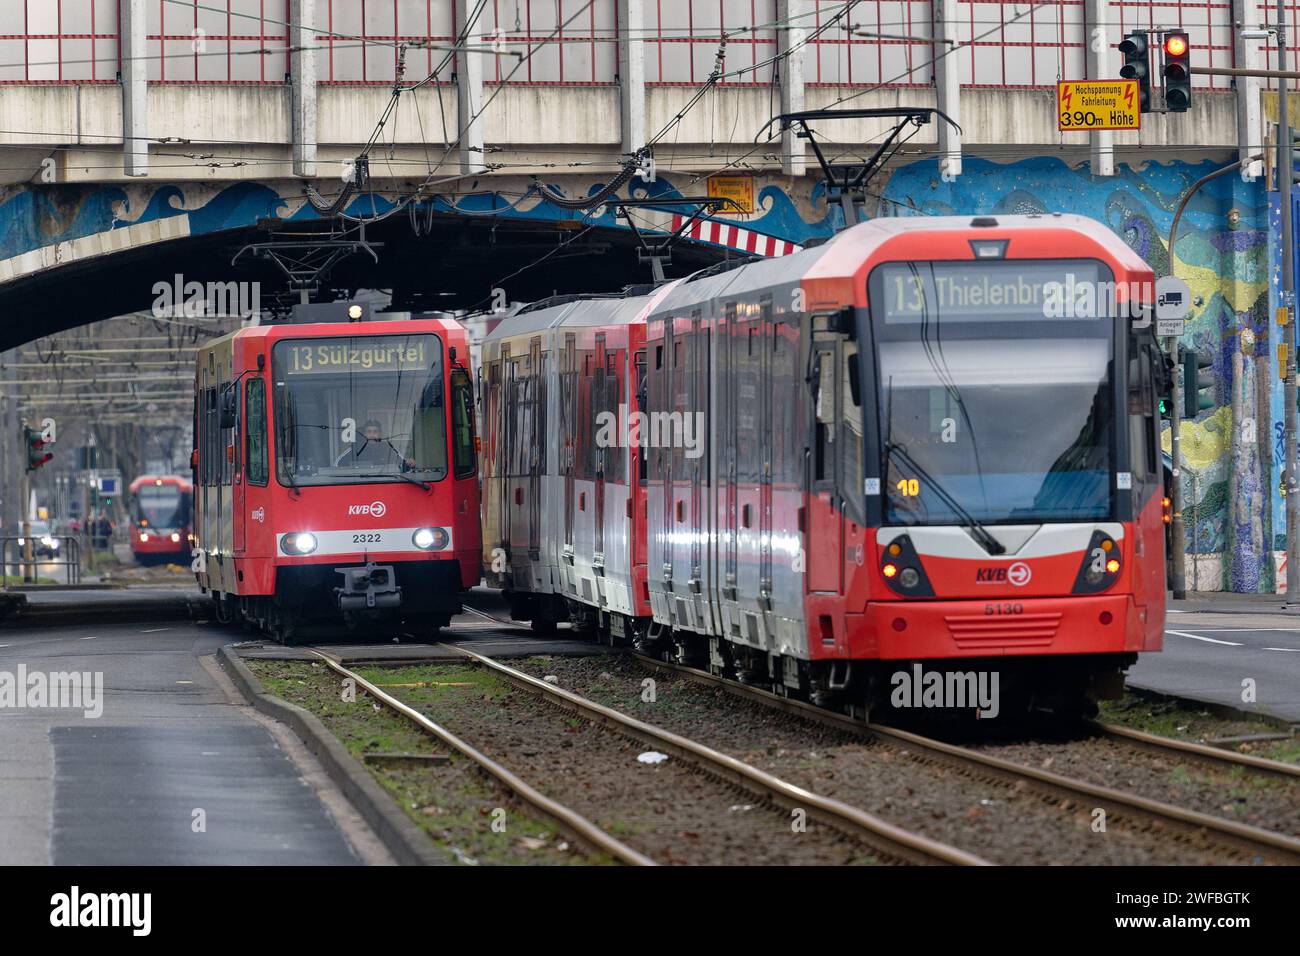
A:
[0,535,82,586]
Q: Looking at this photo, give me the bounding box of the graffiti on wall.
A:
[882,156,1272,591]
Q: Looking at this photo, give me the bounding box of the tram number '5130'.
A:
[985,603,1024,615]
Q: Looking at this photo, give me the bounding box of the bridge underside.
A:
[0,213,733,350]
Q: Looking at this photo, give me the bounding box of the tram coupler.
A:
[335,562,402,611]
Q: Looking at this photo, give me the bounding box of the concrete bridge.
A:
[0,0,1256,346]
[0,0,1287,592]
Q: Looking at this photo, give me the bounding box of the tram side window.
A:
[736,324,761,484]
[451,368,476,479]
[202,386,218,485]
[1128,344,1157,481]
[604,352,622,483]
[772,322,798,486]
[221,381,235,485]
[838,343,866,525]
[245,378,268,485]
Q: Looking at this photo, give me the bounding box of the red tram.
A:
[128,474,192,565]
[481,214,1166,718]
[193,309,481,641]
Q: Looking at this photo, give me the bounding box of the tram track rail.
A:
[628,653,1300,865]
[1087,719,1299,781]
[441,643,990,865]
[307,649,656,866]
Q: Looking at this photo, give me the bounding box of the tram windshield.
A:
[134,483,189,530]
[871,259,1117,526]
[272,333,448,486]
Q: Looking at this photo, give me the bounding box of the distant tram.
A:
[481,215,1167,720]
[192,307,481,641]
[128,475,192,565]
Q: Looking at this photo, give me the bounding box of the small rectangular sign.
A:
[707,174,754,215]
[1057,80,1141,132]
[1156,318,1186,337]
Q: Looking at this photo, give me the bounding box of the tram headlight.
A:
[413,527,449,551]
[139,533,149,543]
[1076,533,1121,592]
[281,532,318,555]
[170,532,181,543]
[879,535,935,597]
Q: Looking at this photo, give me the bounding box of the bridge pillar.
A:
[121,0,148,177]
[778,0,807,177]
[455,3,486,175]
[1234,0,1265,181]
[619,0,647,156]
[1085,0,1114,177]
[935,0,962,181]
[291,0,318,178]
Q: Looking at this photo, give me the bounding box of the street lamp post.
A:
[1271,7,1300,602]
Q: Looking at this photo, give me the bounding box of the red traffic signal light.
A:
[23,425,52,471]
[1162,31,1191,112]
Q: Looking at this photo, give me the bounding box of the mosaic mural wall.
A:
[0,157,1279,591]
[882,156,1274,593]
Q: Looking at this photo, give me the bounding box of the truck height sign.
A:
[1057,80,1141,132]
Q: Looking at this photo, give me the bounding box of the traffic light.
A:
[1119,32,1152,113]
[23,425,51,471]
[1182,350,1214,418]
[1280,127,1300,189]
[1162,31,1191,112]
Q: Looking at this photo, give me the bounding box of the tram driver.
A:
[336,418,417,471]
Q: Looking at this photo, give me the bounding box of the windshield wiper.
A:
[389,470,431,491]
[886,441,1006,556]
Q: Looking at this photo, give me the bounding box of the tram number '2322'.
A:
[352,532,383,544]
[985,603,1024,615]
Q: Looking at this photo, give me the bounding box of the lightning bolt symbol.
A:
[1124,85,1134,111]
[1062,84,1072,110]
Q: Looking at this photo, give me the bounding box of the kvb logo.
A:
[975,562,1032,586]
[347,501,387,518]
[1007,561,1032,587]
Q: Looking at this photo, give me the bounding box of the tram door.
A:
[806,334,844,594]
[722,303,738,602]
[527,336,543,561]
[562,333,577,559]
[233,378,247,556]
[594,333,607,563]
[758,298,774,608]
[689,310,706,598]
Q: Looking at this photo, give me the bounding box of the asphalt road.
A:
[1129,609,1300,724]
[0,619,363,865]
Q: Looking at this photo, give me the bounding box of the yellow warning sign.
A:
[707,174,754,215]
[1057,80,1141,132]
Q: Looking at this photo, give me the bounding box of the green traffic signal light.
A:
[1182,350,1214,418]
